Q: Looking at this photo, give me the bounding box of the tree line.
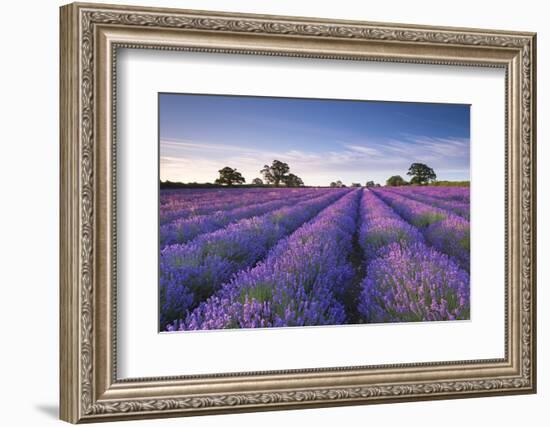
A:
[162,161,467,189]
[215,160,304,187]
[215,162,438,188]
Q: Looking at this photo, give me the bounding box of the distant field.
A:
[159,186,470,331]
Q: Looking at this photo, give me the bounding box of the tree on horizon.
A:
[407,163,437,185]
[214,167,246,186]
[260,160,304,187]
[386,175,408,186]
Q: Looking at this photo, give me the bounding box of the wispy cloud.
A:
[160,134,469,186]
[161,139,260,154]
[343,144,383,156]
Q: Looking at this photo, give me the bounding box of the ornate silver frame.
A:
[60,2,537,423]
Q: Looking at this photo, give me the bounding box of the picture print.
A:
[158,93,471,332]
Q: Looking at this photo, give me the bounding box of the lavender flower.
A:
[359,191,424,260]
[386,187,470,219]
[371,188,470,270]
[425,215,470,271]
[358,242,470,322]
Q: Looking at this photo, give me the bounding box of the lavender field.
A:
[160,186,470,331]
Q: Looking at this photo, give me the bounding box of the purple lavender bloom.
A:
[407,186,470,203]
[371,189,470,270]
[358,242,470,323]
[386,187,470,220]
[160,190,321,247]
[359,191,424,260]
[371,189,449,228]
[160,187,321,225]
[425,215,470,271]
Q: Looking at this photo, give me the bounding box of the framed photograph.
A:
[60,2,537,423]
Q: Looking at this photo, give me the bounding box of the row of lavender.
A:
[358,191,470,322]
[160,189,323,247]
[160,188,350,329]
[370,188,470,272]
[393,186,470,203]
[384,187,470,220]
[160,187,320,225]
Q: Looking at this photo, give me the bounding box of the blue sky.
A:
[159,93,470,186]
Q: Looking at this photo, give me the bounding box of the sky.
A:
[159,93,470,186]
